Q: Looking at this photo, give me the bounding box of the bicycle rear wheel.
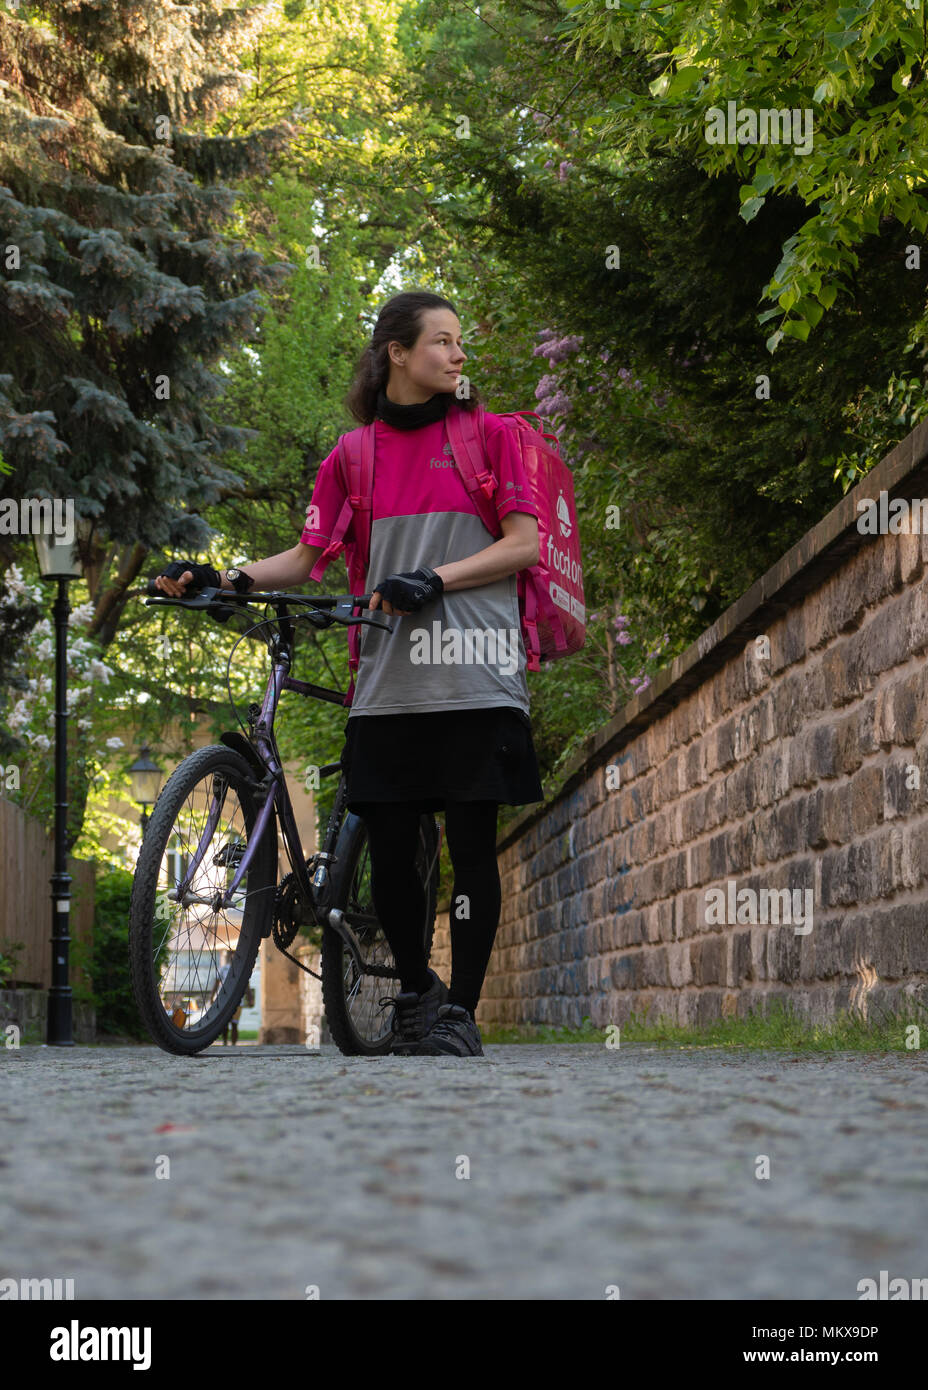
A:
[129,745,277,1055]
[320,810,439,1055]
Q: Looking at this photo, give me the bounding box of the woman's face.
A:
[388,307,467,398]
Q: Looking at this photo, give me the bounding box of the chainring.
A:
[273,868,309,952]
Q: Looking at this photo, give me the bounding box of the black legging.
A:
[355,799,501,1015]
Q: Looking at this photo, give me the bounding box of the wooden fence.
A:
[0,796,94,989]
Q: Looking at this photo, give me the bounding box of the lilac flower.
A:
[543,159,554,169]
[536,329,558,342]
[616,630,632,645]
[542,334,583,365]
[535,373,561,400]
[536,391,571,418]
[558,160,574,181]
[614,614,628,628]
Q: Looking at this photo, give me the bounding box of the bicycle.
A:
[129,585,442,1057]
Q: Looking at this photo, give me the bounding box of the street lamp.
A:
[33,526,84,1048]
[129,744,163,835]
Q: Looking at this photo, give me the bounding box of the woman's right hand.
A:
[152,561,221,596]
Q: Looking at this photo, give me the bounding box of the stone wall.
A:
[431,417,928,1031]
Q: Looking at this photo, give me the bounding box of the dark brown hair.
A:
[345,289,481,424]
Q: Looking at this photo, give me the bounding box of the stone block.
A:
[772,677,805,738]
[610,952,644,991]
[690,934,724,985]
[861,603,912,680]
[833,711,872,778]
[730,929,753,986]
[642,946,670,987]
[822,784,852,845]
[802,788,827,849]
[810,723,839,779]
[708,831,728,880]
[666,941,693,987]
[687,838,711,888]
[849,764,884,837]
[695,989,725,1026]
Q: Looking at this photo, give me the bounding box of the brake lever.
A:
[330,596,394,633]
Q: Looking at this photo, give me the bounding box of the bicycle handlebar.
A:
[143,583,391,632]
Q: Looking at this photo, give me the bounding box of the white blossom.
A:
[69,602,95,627]
[87,658,113,685]
[31,734,51,752]
[35,638,53,661]
[105,737,124,750]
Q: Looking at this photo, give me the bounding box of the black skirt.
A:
[340,706,545,812]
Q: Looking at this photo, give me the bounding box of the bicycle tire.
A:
[320,810,439,1056]
[129,745,276,1055]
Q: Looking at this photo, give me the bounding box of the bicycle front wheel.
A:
[129,745,277,1055]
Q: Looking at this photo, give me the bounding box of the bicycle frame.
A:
[168,589,372,922]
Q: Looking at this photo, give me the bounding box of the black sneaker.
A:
[378,968,448,1055]
[414,1003,485,1056]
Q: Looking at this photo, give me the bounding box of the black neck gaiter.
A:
[375,387,453,430]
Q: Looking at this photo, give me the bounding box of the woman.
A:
[154,289,544,1057]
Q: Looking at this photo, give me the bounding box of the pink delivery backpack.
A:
[308,402,586,706]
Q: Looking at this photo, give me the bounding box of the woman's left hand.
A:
[370,567,444,616]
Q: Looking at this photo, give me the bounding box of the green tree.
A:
[0,0,292,649]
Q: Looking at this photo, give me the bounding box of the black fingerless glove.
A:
[161,560,222,592]
[373,566,444,612]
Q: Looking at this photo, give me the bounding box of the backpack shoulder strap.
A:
[446,404,501,537]
[308,423,376,581]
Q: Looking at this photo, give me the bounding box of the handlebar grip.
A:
[146,576,207,598]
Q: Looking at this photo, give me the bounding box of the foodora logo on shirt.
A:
[408,621,521,676]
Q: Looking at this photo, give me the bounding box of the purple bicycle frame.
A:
[175,658,292,908]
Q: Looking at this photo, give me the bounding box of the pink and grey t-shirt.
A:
[299,411,539,718]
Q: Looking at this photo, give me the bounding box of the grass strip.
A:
[479,997,928,1051]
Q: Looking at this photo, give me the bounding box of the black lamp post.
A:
[129,744,163,836]
[33,526,84,1047]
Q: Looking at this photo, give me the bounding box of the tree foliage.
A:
[0,0,293,645]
